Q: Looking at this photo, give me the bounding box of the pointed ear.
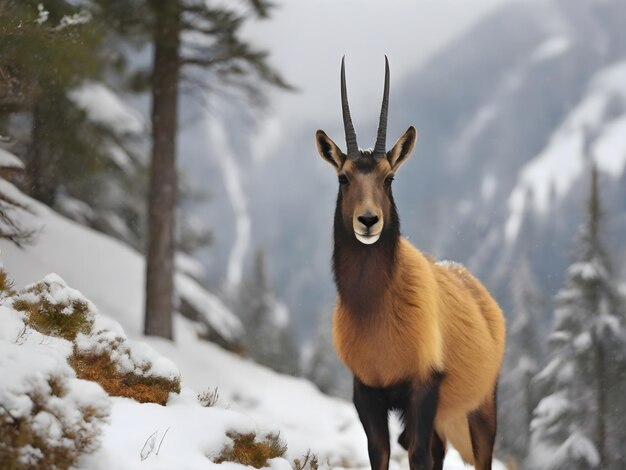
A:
[387,126,417,170]
[316,130,346,170]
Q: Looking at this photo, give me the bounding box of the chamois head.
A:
[316,57,417,245]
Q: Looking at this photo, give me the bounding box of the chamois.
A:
[315,57,506,470]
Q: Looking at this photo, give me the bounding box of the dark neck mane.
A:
[332,191,400,317]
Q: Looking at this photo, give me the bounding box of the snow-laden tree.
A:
[0,150,37,246]
[498,254,544,465]
[304,309,335,394]
[528,166,626,470]
[303,308,354,398]
[235,247,299,375]
[0,2,150,250]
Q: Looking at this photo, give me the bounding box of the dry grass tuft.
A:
[69,349,180,406]
[293,450,320,470]
[0,269,15,295]
[198,387,220,407]
[214,431,287,468]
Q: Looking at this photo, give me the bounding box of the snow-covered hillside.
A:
[0,176,503,469]
[505,61,626,243]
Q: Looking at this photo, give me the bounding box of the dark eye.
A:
[384,175,394,187]
[338,174,349,185]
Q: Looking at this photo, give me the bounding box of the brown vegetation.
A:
[0,270,14,295]
[12,279,93,341]
[10,275,180,406]
[0,376,107,470]
[214,431,287,468]
[69,349,179,405]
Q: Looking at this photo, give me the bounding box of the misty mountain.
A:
[186,0,626,340]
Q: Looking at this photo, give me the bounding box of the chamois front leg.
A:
[405,373,444,470]
[353,377,390,470]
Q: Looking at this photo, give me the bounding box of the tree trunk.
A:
[27,97,56,205]
[144,0,181,339]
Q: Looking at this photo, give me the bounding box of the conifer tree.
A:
[499,254,544,464]
[236,248,299,375]
[0,1,147,248]
[305,309,336,394]
[0,1,104,204]
[97,0,291,339]
[528,165,626,469]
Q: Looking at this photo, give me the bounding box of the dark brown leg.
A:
[468,387,497,470]
[431,431,446,470]
[353,377,390,470]
[405,372,444,470]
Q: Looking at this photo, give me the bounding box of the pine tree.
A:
[528,166,626,469]
[499,254,544,464]
[305,309,336,394]
[236,247,299,375]
[95,0,291,339]
[0,1,148,248]
[0,1,106,203]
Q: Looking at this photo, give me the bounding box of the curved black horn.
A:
[373,56,390,157]
[341,56,359,159]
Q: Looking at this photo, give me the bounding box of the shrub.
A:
[12,274,95,341]
[71,330,180,405]
[214,431,287,468]
[0,342,110,470]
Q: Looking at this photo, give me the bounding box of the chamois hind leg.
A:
[404,372,444,470]
[431,431,446,470]
[398,429,445,469]
[398,429,446,470]
[353,377,390,470]
[468,388,497,470]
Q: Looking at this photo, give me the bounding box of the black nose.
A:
[358,214,379,228]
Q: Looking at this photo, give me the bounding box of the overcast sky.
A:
[243,0,513,157]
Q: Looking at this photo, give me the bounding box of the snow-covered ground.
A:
[1,175,503,469]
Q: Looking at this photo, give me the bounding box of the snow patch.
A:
[175,252,207,281]
[55,192,95,224]
[435,260,466,271]
[0,148,24,169]
[530,36,571,64]
[175,273,244,342]
[69,82,144,136]
[481,174,497,201]
[567,260,608,281]
[592,114,626,176]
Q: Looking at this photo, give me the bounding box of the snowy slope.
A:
[0,178,242,343]
[0,181,506,469]
[505,61,626,242]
